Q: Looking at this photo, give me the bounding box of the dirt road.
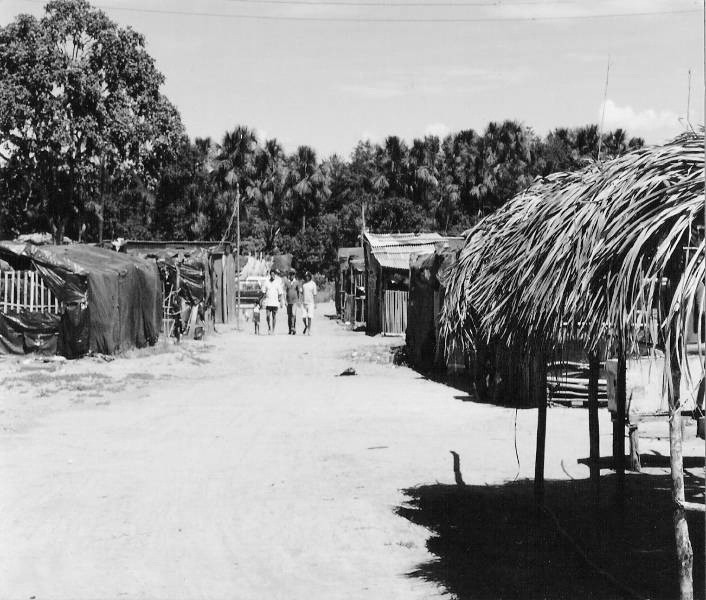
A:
[0,303,664,599]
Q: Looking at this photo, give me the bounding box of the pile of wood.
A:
[547,360,607,407]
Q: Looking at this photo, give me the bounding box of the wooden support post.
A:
[613,348,626,503]
[587,352,601,506]
[669,349,694,600]
[534,351,547,506]
[628,423,641,472]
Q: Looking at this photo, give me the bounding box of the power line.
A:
[26,2,698,23]
[219,0,583,7]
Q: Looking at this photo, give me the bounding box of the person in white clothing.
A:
[261,269,283,334]
[301,272,317,335]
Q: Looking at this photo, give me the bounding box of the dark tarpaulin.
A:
[0,310,61,355]
[60,245,162,354]
[182,249,210,303]
[0,243,162,356]
[0,241,88,304]
[59,303,90,359]
[148,247,211,306]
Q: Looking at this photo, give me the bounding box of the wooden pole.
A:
[613,344,626,503]
[534,351,547,506]
[669,347,694,600]
[702,0,706,575]
[628,424,641,472]
[98,152,105,245]
[235,185,241,331]
[587,351,601,506]
[361,201,366,251]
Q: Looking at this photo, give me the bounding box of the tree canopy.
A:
[0,0,185,241]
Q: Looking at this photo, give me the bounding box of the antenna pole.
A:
[687,69,693,129]
[597,56,611,161]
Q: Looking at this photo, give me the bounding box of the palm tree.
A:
[472,120,533,213]
[409,136,440,209]
[601,128,628,159]
[286,145,330,233]
[249,138,287,251]
[212,125,258,241]
[214,126,257,190]
[375,136,410,197]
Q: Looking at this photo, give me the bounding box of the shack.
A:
[363,232,444,335]
[0,242,162,357]
[336,247,365,326]
[406,238,465,371]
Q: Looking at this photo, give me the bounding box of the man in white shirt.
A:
[261,269,283,334]
[301,271,317,335]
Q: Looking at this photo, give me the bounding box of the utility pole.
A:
[702,0,706,553]
[361,202,366,248]
[236,184,241,330]
[98,153,105,245]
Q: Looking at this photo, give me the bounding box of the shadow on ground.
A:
[397,472,704,600]
[412,369,473,397]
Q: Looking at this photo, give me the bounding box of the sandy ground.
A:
[0,302,702,600]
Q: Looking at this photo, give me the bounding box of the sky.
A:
[1,0,704,158]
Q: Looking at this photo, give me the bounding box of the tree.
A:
[212,125,258,241]
[286,145,330,233]
[248,138,288,251]
[472,120,535,213]
[408,136,440,209]
[0,0,185,241]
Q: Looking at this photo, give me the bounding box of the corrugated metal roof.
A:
[373,251,418,270]
[364,232,444,248]
[364,233,464,271]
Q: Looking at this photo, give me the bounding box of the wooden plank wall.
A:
[212,257,224,323]
[381,290,408,335]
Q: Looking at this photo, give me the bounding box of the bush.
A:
[314,274,333,302]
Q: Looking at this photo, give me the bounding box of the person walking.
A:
[284,269,301,335]
[261,269,283,334]
[252,297,262,335]
[301,272,317,335]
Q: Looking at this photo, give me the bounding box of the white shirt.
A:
[262,278,282,307]
[302,280,317,305]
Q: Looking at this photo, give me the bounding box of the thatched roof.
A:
[441,131,705,380]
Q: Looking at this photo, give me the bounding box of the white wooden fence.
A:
[381,290,408,336]
[1,270,60,313]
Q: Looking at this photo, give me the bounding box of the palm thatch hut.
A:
[441,131,705,599]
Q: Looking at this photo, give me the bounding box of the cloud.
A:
[600,99,682,140]
[254,128,269,143]
[424,123,450,138]
[360,130,381,144]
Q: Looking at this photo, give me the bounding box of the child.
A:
[253,298,262,335]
